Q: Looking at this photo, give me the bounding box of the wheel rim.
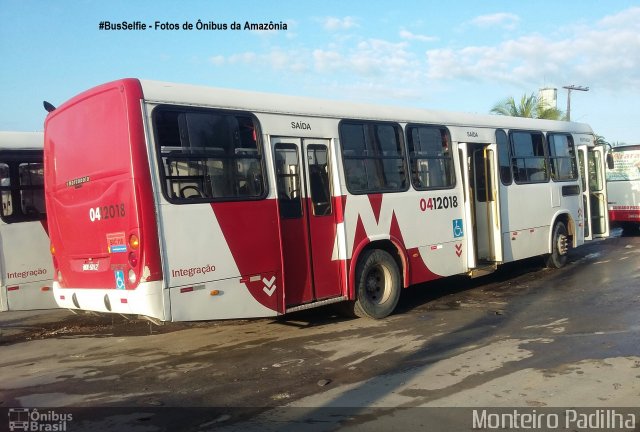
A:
[557,232,568,255]
[364,264,393,305]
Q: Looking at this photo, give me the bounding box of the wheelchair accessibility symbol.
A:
[453,219,464,238]
[115,270,125,290]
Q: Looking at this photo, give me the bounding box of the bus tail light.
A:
[128,269,137,284]
[128,252,138,267]
[129,234,140,250]
[51,244,59,272]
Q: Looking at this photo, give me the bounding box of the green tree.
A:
[594,135,609,147]
[491,93,565,120]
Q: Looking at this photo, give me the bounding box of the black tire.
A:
[545,221,569,269]
[351,249,401,319]
[620,222,640,237]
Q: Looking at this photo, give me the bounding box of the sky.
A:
[1,0,639,144]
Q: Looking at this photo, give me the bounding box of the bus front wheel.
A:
[351,249,401,319]
[545,221,569,269]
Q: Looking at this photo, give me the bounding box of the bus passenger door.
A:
[578,145,610,239]
[272,137,342,308]
[461,143,502,272]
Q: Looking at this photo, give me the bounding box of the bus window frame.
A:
[547,132,579,182]
[496,129,513,185]
[405,123,457,191]
[0,149,46,224]
[151,105,269,205]
[338,119,409,195]
[509,129,550,185]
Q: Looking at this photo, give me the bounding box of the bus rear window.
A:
[153,107,266,202]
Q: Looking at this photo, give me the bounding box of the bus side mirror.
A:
[606,153,614,170]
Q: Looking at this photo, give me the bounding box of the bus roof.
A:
[0,131,43,150]
[611,144,640,151]
[138,78,594,135]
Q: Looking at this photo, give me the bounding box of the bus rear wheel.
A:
[351,249,401,319]
[545,221,569,269]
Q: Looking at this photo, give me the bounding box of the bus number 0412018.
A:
[89,204,126,222]
[420,196,458,211]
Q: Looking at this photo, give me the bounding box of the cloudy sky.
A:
[1,0,639,143]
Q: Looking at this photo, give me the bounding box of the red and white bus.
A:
[43,79,609,321]
[0,131,56,311]
[606,144,640,234]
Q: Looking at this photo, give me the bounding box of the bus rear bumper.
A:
[1,280,57,312]
[609,208,640,223]
[53,281,168,321]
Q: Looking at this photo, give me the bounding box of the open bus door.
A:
[271,137,344,310]
[578,144,610,239]
[459,142,502,276]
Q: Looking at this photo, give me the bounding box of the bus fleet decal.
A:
[420,196,459,211]
[209,201,281,312]
[89,203,126,222]
[339,193,449,288]
[171,264,217,278]
[66,176,90,188]
[7,268,49,280]
[106,232,127,253]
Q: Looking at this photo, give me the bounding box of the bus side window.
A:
[155,107,265,203]
[547,133,578,182]
[510,131,549,184]
[340,121,406,194]
[0,159,45,223]
[275,144,302,218]
[307,145,332,216]
[19,163,46,215]
[407,125,455,190]
[496,129,512,184]
[0,162,11,216]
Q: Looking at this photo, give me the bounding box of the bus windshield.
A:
[606,145,640,182]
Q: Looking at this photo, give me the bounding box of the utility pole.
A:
[562,85,589,121]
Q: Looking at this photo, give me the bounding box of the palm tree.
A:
[594,135,609,147]
[491,93,565,120]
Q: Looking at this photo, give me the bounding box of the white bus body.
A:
[0,131,56,311]
[44,79,609,321]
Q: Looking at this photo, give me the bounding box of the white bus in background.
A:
[44,79,609,322]
[0,131,56,311]
[606,144,640,234]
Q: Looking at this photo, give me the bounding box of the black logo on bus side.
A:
[66,176,90,188]
[291,121,311,130]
